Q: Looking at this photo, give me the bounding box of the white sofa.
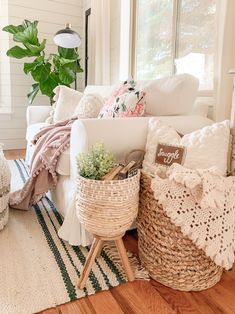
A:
[25,75,213,246]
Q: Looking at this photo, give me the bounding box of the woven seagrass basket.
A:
[76,171,140,237]
[137,172,223,291]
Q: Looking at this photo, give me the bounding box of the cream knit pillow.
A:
[143,119,230,177]
[46,85,83,123]
[74,94,105,118]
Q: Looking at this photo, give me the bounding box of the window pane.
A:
[176,0,216,90]
[135,0,174,80]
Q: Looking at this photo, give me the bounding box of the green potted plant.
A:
[76,143,114,180]
[3,19,83,105]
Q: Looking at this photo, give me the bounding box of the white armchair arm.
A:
[193,98,213,117]
[70,120,89,181]
[26,105,52,126]
[70,117,150,181]
[70,116,214,180]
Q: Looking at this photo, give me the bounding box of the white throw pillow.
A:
[46,85,83,123]
[143,118,230,176]
[84,85,114,99]
[74,94,105,118]
[139,74,199,116]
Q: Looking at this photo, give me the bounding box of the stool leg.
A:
[115,237,135,282]
[78,236,103,289]
[96,240,104,258]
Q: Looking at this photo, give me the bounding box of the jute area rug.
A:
[0,160,146,314]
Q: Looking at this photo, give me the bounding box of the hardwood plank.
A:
[4,149,26,160]
[217,269,235,292]
[151,280,205,314]
[200,283,235,314]
[58,298,96,314]
[111,281,175,314]
[189,291,224,314]
[40,308,59,314]
[88,290,124,314]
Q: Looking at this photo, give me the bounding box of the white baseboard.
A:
[0,139,26,150]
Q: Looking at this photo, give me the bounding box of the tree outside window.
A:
[135,0,216,91]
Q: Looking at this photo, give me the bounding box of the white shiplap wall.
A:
[0,0,84,149]
[0,0,12,114]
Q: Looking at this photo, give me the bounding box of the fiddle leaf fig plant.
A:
[3,19,83,105]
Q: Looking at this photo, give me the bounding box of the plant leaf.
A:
[76,59,83,73]
[24,62,38,74]
[2,24,25,34]
[6,46,34,58]
[23,20,38,29]
[24,39,46,55]
[59,57,76,66]
[59,66,75,84]
[39,73,59,98]
[13,23,39,45]
[31,62,51,82]
[27,83,39,104]
[52,55,60,68]
[23,56,44,74]
[58,47,77,59]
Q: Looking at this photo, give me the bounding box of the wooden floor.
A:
[4,149,235,314]
[4,149,26,160]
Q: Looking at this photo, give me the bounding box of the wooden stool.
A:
[78,234,135,289]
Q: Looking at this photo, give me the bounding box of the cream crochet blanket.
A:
[150,164,235,270]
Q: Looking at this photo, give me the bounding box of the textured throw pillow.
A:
[143,118,230,177]
[46,85,83,124]
[139,74,199,116]
[74,93,105,118]
[98,80,146,118]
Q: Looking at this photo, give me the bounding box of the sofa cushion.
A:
[139,74,199,116]
[56,148,70,176]
[143,119,230,177]
[26,123,49,142]
[54,86,83,123]
[46,85,83,124]
[74,93,105,118]
[84,85,114,98]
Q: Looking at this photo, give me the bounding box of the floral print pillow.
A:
[98,80,146,118]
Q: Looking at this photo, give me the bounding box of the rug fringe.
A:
[103,242,149,281]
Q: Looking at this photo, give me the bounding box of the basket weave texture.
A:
[137,172,223,291]
[76,171,140,237]
[0,148,11,231]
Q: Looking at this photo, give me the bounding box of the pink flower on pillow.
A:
[98,80,146,118]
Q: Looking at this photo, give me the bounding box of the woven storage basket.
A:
[76,171,140,238]
[0,147,11,231]
[137,172,223,291]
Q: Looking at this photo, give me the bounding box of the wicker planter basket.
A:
[76,171,140,238]
[0,148,11,231]
[137,172,223,291]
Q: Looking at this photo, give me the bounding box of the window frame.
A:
[85,8,91,87]
[130,0,214,96]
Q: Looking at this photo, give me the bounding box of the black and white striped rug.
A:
[0,159,146,314]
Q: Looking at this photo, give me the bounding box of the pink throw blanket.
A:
[10,116,78,210]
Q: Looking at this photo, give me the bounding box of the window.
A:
[133,0,216,91]
[85,8,91,87]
